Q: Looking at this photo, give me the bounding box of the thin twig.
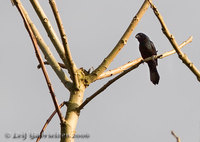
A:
[171,131,181,142]
[49,0,79,89]
[87,0,151,84]
[148,0,200,81]
[36,102,67,142]
[37,61,67,69]
[13,0,64,123]
[97,36,193,80]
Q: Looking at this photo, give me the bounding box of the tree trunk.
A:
[60,82,85,142]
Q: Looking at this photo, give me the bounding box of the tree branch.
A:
[148,0,200,81]
[171,131,181,142]
[13,0,64,123]
[29,0,75,79]
[36,102,67,142]
[49,0,79,89]
[86,0,151,85]
[13,0,73,90]
[97,36,193,80]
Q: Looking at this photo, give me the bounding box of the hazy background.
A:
[1,0,200,142]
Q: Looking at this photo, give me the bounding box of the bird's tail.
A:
[148,63,160,85]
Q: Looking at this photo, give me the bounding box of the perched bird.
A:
[135,33,160,85]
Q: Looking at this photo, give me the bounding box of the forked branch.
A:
[148,0,200,81]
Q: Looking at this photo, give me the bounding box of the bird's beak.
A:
[135,34,139,39]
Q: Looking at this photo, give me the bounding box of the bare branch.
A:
[29,0,75,78]
[14,0,73,90]
[49,0,79,89]
[13,0,64,123]
[86,0,151,85]
[148,0,200,81]
[97,58,142,80]
[98,36,193,80]
[36,102,67,142]
[171,131,181,142]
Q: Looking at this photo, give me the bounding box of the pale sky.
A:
[1,0,200,142]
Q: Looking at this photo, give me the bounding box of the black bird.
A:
[135,33,160,85]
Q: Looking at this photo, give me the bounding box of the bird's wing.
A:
[150,41,157,55]
[150,40,158,65]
